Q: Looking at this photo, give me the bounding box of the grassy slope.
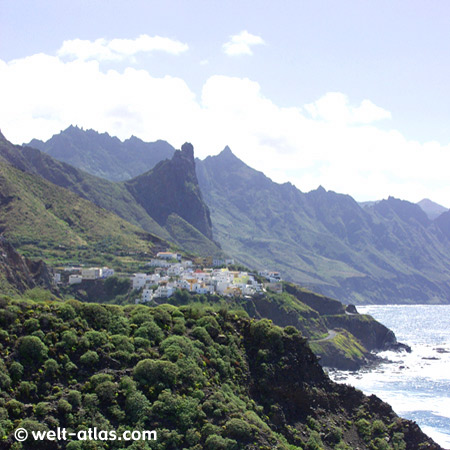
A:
[0,296,440,450]
[0,133,171,240]
[0,161,165,263]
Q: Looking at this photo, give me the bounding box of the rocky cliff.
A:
[125,142,214,240]
[0,237,55,294]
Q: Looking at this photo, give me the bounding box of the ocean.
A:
[330,305,450,449]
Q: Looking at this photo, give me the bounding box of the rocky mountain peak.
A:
[181,142,194,158]
[125,142,213,240]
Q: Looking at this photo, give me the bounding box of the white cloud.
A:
[0,50,449,207]
[304,92,392,124]
[222,30,265,56]
[58,35,189,61]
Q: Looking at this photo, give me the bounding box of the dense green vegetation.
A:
[0,296,439,450]
[157,286,384,370]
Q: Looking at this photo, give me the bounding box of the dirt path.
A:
[312,329,338,342]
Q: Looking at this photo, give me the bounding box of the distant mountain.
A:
[358,200,380,208]
[196,147,450,304]
[26,125,175,181]
[14,126,450,304]
[417,198,448,220]
[435,210,450,241]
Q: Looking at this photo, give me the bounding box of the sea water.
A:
[330,305,450,449]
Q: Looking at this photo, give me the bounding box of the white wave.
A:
[420,426,450,449]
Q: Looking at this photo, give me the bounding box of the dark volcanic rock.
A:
[0,236,56,294]
[125,142,213,240]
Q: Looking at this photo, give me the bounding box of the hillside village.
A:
[55,251,283,303]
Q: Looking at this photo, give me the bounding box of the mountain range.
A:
[7,126,450,304]
[2,130,221,257]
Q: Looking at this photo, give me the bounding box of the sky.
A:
[1,0,450,207]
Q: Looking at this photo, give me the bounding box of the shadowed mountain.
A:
[196,147,450,304]
[125,142,215,242]
[26,125,175,181]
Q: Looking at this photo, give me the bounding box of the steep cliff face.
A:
[0,237,55,294]
[125,142,214,240]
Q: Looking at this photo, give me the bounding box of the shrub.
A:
[205,434,237,450]
[9,361,24,383]
[60,330,78,350]
[133,359,178,388]
[95,381,117,404]
[6,399,24,418]
[371,419,387,437]
[18,381,37,401]
[56,303,76,320]
[80,350,99,366]
[305,430,324,450]
[35,402,51,418]
[134,321,164,344]
[356,418,371,440]
[83,330,108,348]
[223,418,253,441]
[111,334,134,353]
[57,399,72,415]
[67,390,82,408]
[0,372,11,390]
[16,335,48,364]
[44,358,59,377]
[125,390,151,422]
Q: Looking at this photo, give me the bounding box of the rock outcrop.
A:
[0,236,56,294]
[125,142,214,240]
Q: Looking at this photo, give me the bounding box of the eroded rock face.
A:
[125,142,213,240]
[0,237,55,293]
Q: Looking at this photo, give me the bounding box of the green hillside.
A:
[0,296,440,450]
[0,132,171,240]
[0,160,166,264]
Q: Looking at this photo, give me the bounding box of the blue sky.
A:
[1,0,450,206]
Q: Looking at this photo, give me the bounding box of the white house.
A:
[81,268,102,280]
[131,273,152,290]
[167,264,183,277]
[142,289,154,302]
[147,259,171,268]
[69,275,82,285]
[156,252,180,261]
[153,285,175,298]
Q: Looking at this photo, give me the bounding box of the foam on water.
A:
[330,305,450,449]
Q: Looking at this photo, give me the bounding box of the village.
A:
[54,251,283,303]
